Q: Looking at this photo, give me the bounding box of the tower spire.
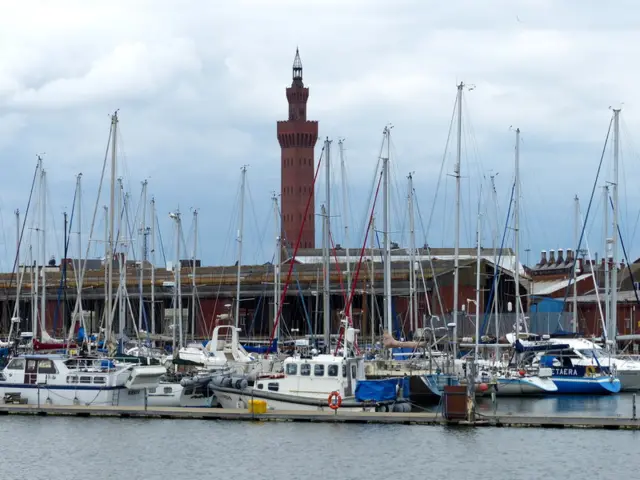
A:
[292,47,303,85]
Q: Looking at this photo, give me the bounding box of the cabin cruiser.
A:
[210,326,408,412]
[0,354,165,406]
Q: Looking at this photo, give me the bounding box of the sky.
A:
[1,0,639,271]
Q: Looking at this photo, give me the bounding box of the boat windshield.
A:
[577,349,600,359]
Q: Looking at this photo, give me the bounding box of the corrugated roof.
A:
[530,273,591,296]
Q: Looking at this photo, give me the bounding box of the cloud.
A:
[0,0,638,269]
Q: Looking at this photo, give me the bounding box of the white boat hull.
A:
[0,384,147,407]
[494,376,557,396]
[215,389,370,412]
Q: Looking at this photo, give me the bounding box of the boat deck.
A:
[1,404,639,429]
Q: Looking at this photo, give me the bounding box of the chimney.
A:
[566,249,574,264]
[539,250,547,266]
[557,248,564,265]
[549,249,556,264]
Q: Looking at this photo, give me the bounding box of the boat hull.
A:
[551,376,621,394]
[494,377,557,396]
[0,384,146,407]
[212,386,385,412]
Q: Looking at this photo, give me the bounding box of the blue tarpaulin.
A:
[355,377,409,402]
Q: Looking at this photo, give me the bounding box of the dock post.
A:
[633,393,637,421]
[144,388,148,411]
[466,359,476,422]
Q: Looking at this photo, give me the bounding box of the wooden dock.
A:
[1,404,639,429]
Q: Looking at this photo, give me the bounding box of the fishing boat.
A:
[210,325,407,412]
[0,354,165,406]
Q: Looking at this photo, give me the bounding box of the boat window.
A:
[578,349,599,359]
[7,359,25,370]
[286,363,298,375]
[163,387,173,394]
[184,387,193,396]
[351,365,357,379]
[257,383,264,389]
[328,365,338,377]
[79,376,92,384]
[268,382,279,392]
[93,376,106,384]
[342,365,347,378]
[314,364,325,377]
[66,376,78,384]
[148,388,157,394]
[300,364,311,376]
[38,360,58,374]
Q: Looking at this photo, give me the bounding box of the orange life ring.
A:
[328,391,342,410]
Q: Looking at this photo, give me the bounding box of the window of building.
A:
[300,364,311,376]
[314,364,325,377]
[328,365,338,377]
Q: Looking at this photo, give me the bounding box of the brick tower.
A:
[277,48,318,249]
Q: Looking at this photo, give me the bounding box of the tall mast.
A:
[74,174,83,340]
[150,197,156,338]
[452,83,463,360]
[408,173,416,333]
[30,246,35,336]
[191,208,198,342]
[610,108,620,353]
[370,214,376,346]
[572,194,579,332]
[604,185,610,344]
[139,180,147,333]
[177,212,183,348]
[273,194,281,344]
[235,166,247,329]
[474,187,482,359]
[490,174,500,359]
[323,138,332,351]
[383,126,392,342]
[14,209,20,319]
[321,203,330,350]
[40,164,47,338]
[339,139,352,320]
[103,205,108,338]
[514,128,521,334]
[106,112,118,344]
[117,179,125,344]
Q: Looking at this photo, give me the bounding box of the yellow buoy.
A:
[247,399,267,414]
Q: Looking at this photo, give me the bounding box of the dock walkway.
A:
[1,404,639,429]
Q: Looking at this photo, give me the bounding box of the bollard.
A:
[633,393,637,421]
[144,388,148,411]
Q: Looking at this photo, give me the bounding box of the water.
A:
[1,415,638,480]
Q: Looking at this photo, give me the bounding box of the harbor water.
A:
[1,412,639,480]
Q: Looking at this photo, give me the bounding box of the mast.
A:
[408,173,416,334]
[170,210,182,348]
[30,246,35,336]
[610,108,620,353]
[452,83,463,360]
[321,203,330,350]
[117,179,125,344]
[191,208,198,342]
[150,197,156,338]
[139,180,147,333]
[514,128,521,334]
[490,174,500,360]
[63,211,68,336]
[383,126,392,343]
[76,173,82,335]
[273,194,281,344]
[40,165,47,338]
[370,214,376,346]
[604,185,610,344]
[103,205,108,338]
[573,194,579,332]
[14,209,20,321]
[323,138,332,351]
[106,112,118,345]
[235,166,247,329]
[339,139,352,320]
[474,187,482,359]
